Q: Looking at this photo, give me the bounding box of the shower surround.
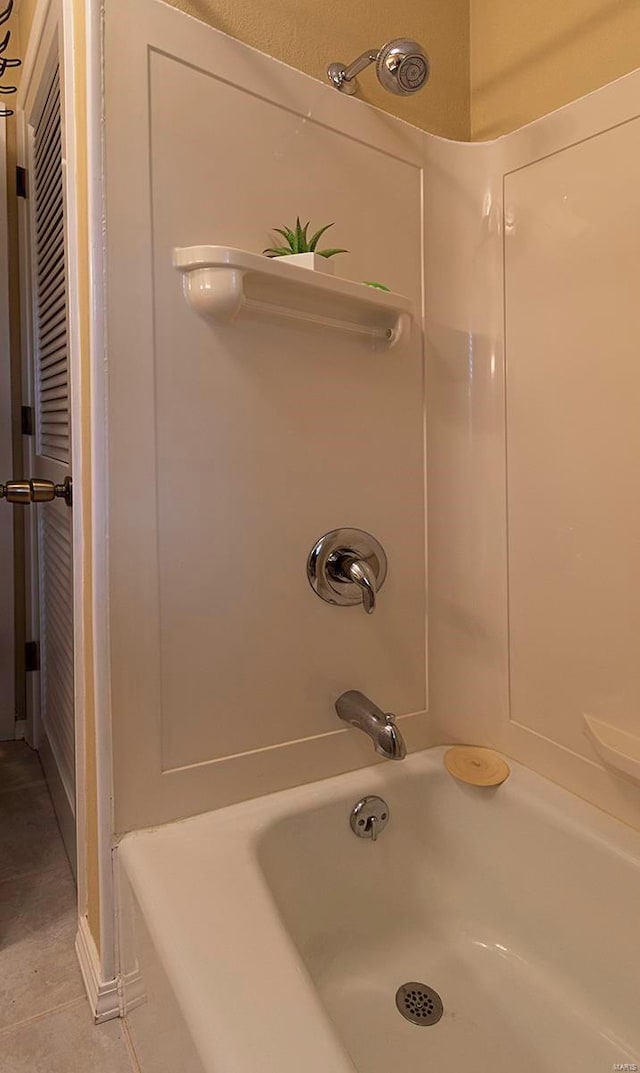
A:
[105,0,640,835]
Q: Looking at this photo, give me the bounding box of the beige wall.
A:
[154,0,640,142]
[471,0,640,139]
[16,0,38,38]
[167,0,470,139]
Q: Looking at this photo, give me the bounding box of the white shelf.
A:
[173,246,414,347]
[584,715,640,785]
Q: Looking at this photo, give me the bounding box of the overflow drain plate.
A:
[395,982,443,1026]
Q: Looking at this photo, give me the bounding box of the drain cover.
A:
[395,982,443,1026]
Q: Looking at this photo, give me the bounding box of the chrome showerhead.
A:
[376,38,429,95]
[327,38,430,97]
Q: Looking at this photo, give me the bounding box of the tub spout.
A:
[335,690,407,760]
[375,717,407,761]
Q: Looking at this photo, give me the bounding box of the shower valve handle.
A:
[306,528,387,614]
[332,553,378,614]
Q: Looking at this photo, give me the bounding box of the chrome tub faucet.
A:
[335,690,407,760]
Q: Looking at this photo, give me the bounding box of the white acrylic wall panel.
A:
[425,71,640,830]
[505,119,640,760]
[105,0,430,831]
[149,53,424,771]
[423,135,509,756]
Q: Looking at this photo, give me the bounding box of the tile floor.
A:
[0,741,139,1072]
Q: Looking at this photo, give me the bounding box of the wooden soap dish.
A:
[444,746,510,787]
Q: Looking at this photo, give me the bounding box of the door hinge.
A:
[21,406,34,436]
[16,166,27,199]
[25,641,39,673]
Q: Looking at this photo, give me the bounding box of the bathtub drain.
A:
[395,983,443,1026]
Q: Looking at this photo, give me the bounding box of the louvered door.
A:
[24,61,75,865]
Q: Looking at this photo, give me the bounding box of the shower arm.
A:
[342,49,378,83]
[327,49,378,93]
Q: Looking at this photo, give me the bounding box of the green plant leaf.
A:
[295,217,306,254]
[273,227,296,251]
[308,223,334,251]
[266,220,345,257]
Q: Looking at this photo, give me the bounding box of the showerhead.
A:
[376,39,430,95]
[327,38,430,98]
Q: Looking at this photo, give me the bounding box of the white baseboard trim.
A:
[75,914,120,1023]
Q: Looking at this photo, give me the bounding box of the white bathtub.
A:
[117,746,640,1073]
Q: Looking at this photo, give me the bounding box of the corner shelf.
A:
[173,246,414,348]
[583,715,640,785]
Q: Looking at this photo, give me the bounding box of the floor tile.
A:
[0,745,127,1072]
[0,783,68,883]
[0,1000,136,1073]
[0,864,84,1030]
[0,742,44,795]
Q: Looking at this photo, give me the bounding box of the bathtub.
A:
[117,746,640,1073]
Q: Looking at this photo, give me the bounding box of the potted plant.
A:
[263,218,347,275]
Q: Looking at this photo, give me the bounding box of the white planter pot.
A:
[281,252,336,275]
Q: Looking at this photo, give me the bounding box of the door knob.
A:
[0,477,72,506]
[0,480,31,504]
[307,528,387,614]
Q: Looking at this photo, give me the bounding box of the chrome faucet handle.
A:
[306,529,387,614]
[341,555,377,614]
